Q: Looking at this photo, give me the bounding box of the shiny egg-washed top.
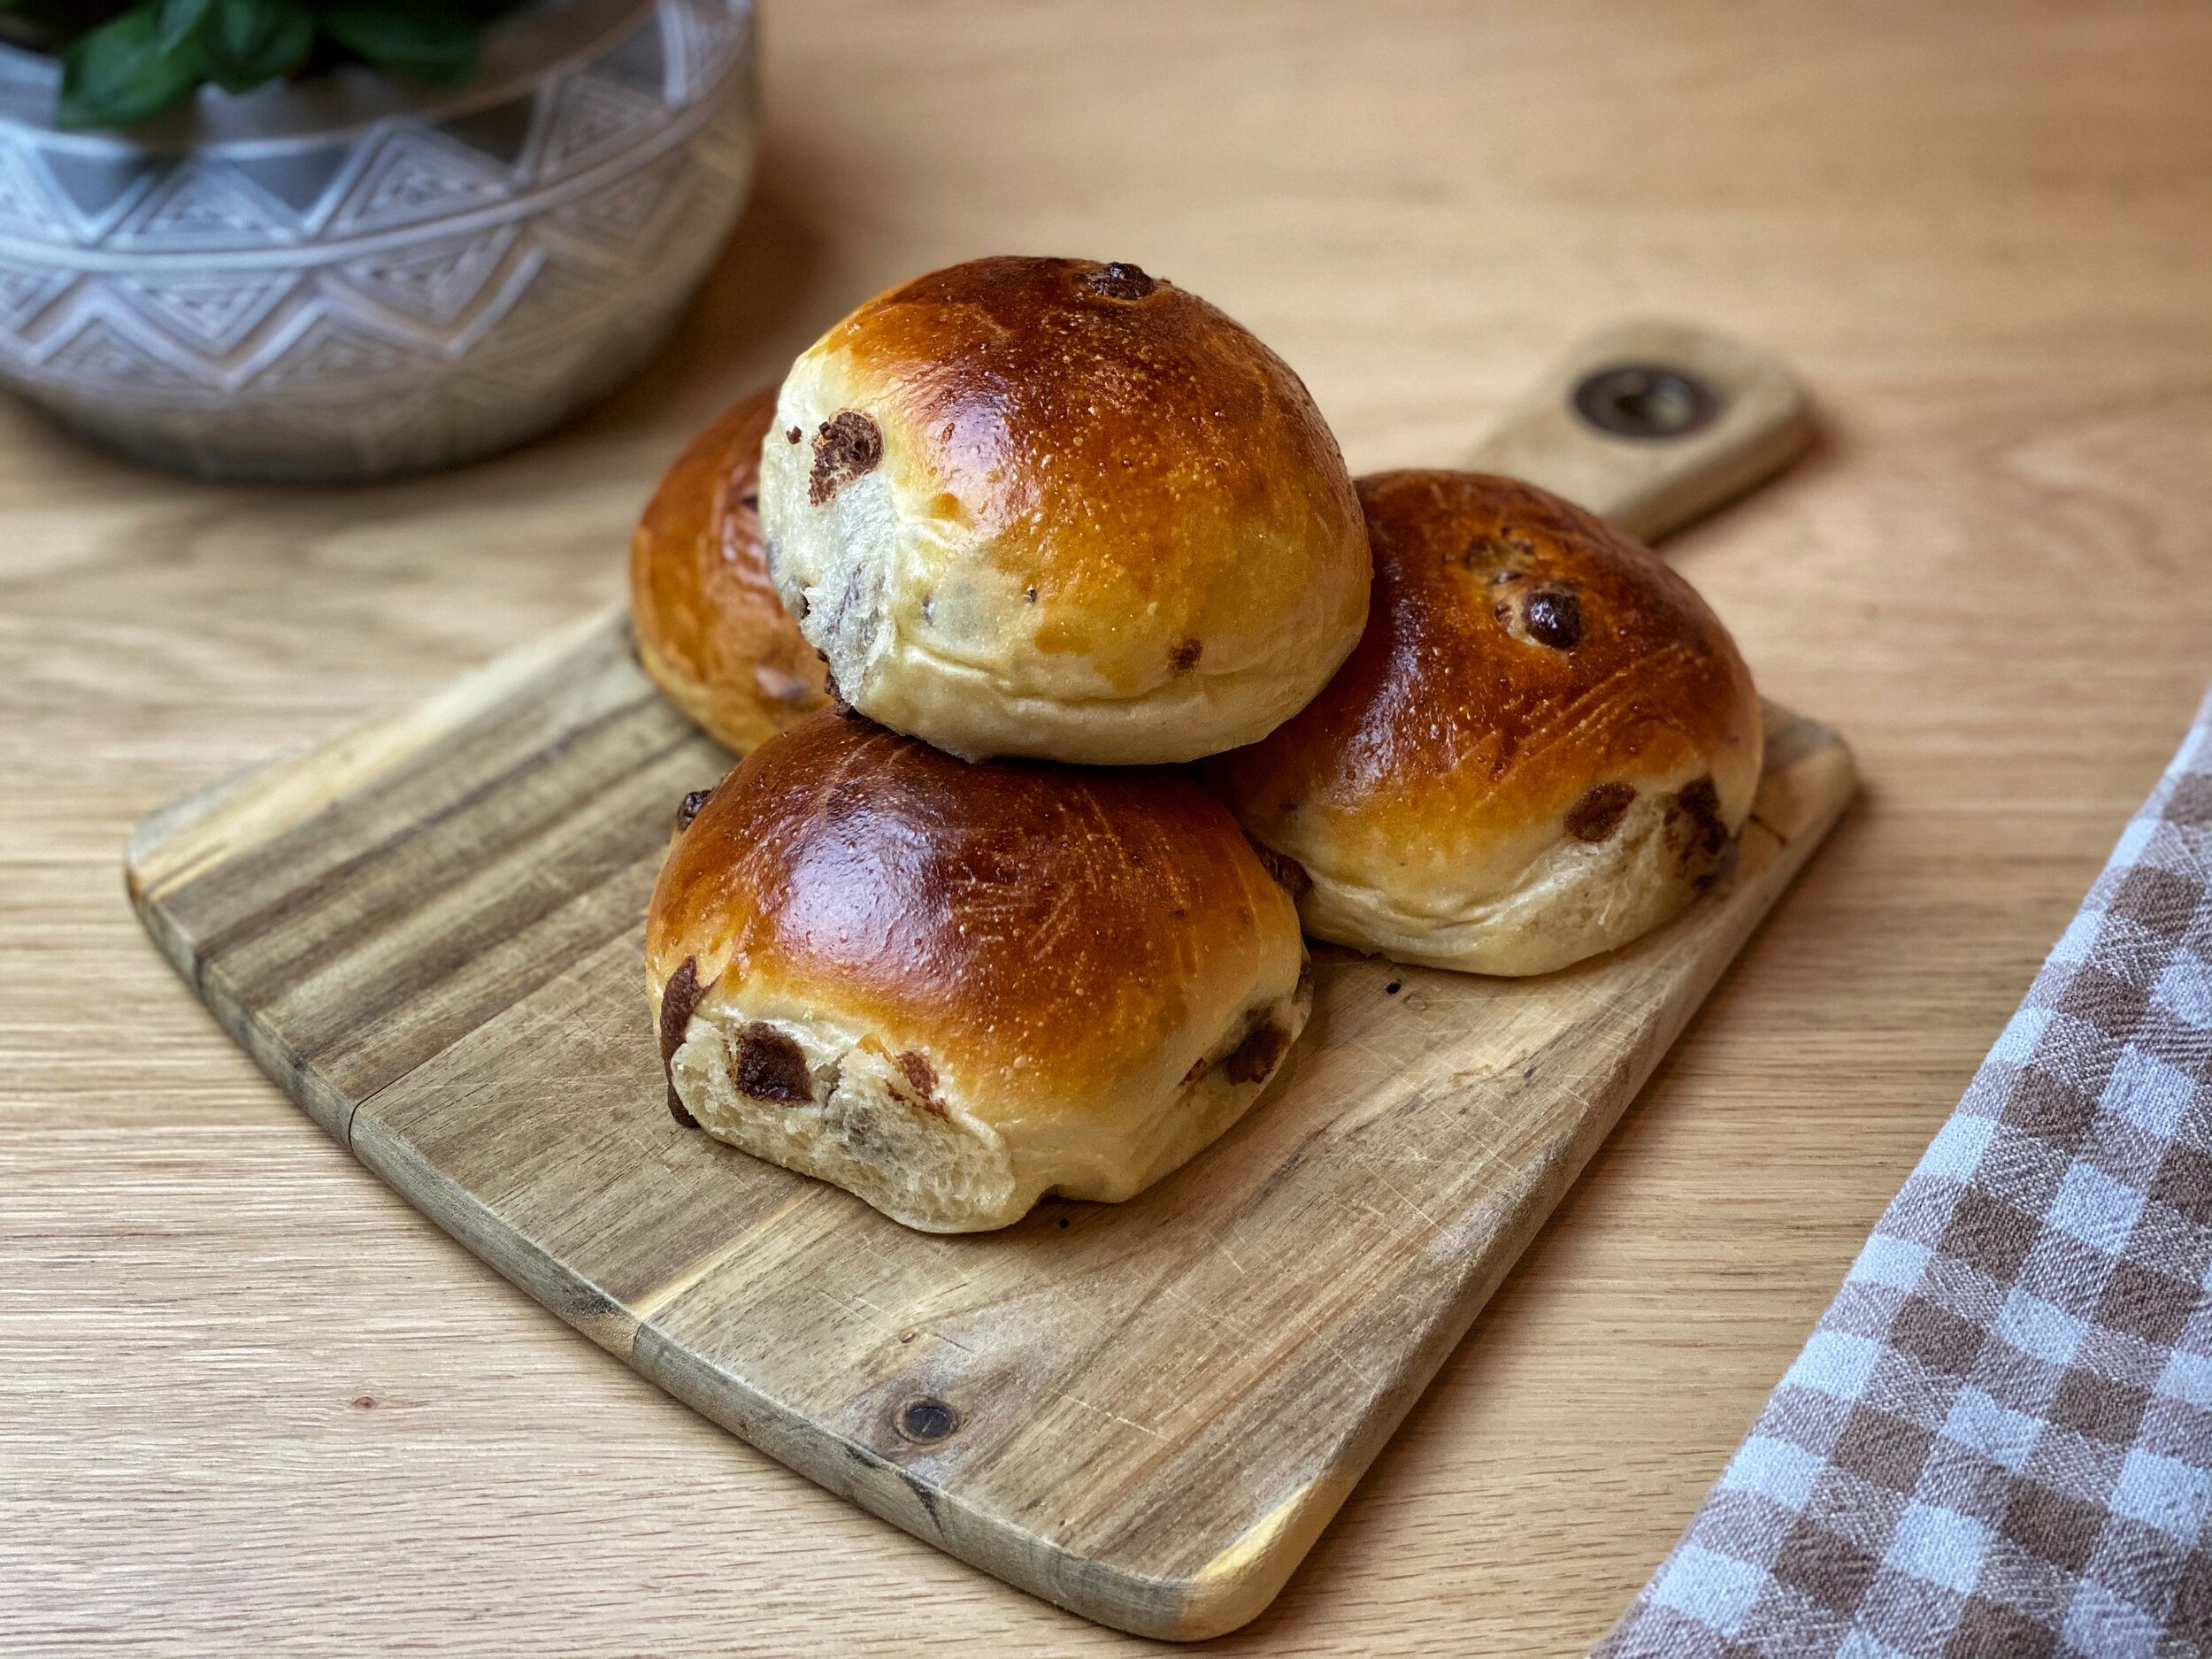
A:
[630,388,829,749]
[786,256,1370,701]
[646,709,1303,1107]
[1208,470,1763,891]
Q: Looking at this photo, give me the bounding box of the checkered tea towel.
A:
[1600,693,2212,1659]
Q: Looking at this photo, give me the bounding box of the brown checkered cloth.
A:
[1599,697,2212,1658]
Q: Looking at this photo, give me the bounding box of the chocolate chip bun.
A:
[645,708,1310,1232]
[630,387,830,751]
[756,256,1371,764]
[1206,472,1763,977]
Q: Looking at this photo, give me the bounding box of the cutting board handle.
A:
[1464,319,1812,542]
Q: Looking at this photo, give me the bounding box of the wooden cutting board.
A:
[127,322,1851,1641]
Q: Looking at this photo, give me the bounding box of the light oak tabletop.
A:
[4,2,2208,1654]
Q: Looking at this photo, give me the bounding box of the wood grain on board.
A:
[126,598,1850,1637]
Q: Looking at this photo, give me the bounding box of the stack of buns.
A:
[633,256,1762,1233]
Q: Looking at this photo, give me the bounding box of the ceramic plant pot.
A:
[0,0,755,481]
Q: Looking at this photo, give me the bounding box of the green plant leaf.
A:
[156,0,211,53]
[318,0,477,85]
[58,1,204,128]
[202,0,311,92]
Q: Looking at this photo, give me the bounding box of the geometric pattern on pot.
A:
[0,0,756,480]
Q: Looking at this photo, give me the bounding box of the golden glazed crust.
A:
[629,388,830,751]
[1205,471,1763,975]
[756,256,1371,764]
[646,708,1305,1115]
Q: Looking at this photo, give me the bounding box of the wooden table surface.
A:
[4,2,2208,1654]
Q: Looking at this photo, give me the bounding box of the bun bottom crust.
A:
[634,626,819,756]
[667,974,1311,1232]
[1294,782,1741,976]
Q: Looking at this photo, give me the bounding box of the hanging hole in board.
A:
[1571,364,1721,440]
